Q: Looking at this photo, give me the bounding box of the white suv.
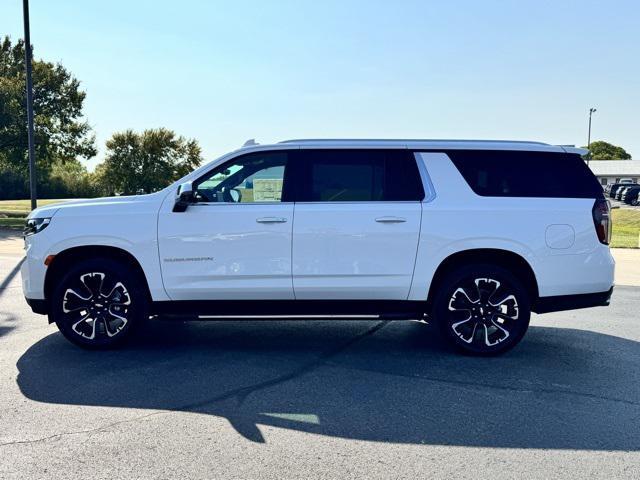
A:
[21,139,615,355]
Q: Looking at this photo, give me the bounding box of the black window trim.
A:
[189,147,433,205]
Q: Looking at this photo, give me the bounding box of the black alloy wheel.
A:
[51,258,147,349]
[434,265,531,355]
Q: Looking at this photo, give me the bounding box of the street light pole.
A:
[587,107,596,166]
[22,0,37,210]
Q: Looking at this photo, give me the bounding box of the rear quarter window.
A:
[444,150,604,198]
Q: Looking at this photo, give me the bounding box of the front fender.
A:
[23,205,169,302]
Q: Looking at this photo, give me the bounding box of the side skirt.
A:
[150,299,426,320]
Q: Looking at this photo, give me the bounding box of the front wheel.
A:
[50,258,148,349]
[433,264,531,356]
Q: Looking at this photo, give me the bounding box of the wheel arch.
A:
[44,245,152,317]
[426,248,540,311]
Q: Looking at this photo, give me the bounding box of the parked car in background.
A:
[622,185,640,205]
[609,183,638,199]
[617,186,633,201]
[609,184,625,199]
[21,139,614,356]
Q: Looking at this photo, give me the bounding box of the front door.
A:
[292,149,424,300]
[158,150,295,300]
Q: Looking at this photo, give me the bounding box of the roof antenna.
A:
[243,138,258,147]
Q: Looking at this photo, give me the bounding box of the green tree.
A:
[0,36,96,176]
[583,141,632,160]
[46,158,98,198]
[98,128,202,195]
[91,163,115,197]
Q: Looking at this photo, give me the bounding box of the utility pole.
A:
[587,107,596,166]
[23,0,37,210]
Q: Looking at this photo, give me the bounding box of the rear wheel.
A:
[433,264,531,356]
[50,258,148,349]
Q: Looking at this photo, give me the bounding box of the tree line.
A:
[0,36,633,200]
[0,37,201,200]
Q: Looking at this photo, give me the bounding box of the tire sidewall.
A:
[50,258,147,349]
[433,264,531,356]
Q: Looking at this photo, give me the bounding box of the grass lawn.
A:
[0,217,25,229]
[0,199,77,230]
[0,199,72,217]
[611,208,640,248]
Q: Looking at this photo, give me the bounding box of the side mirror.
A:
[173,181,194,212]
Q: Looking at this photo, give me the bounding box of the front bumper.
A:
[533,286,614,314]
[21,233,49,302]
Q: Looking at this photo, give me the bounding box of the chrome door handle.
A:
[256,217,288,223]
[375,216,406,223]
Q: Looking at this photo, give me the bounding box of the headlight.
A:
[24,217,51,237]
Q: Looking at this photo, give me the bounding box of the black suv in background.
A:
[609,183,637,200]
[622,185,640,205]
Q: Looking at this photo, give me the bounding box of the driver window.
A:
[195,151,288,203]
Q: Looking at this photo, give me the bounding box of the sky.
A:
[3,0,640,169]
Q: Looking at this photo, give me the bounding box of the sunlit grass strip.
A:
[611,209,640,248]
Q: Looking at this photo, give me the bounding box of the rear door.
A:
[291,149,423,300]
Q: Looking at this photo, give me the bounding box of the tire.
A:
[432,264,531,356]
[50,258,148,349]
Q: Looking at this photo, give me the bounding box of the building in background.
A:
[587,160,640,186]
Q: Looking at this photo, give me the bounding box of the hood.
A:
[27,193,165,219]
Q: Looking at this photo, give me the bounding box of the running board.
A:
[151,299,426,319]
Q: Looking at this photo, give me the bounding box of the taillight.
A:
[592,199,611,245]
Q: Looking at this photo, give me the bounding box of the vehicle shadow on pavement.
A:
[16,319,640,450]
[0,228,22,241]
[0,313,17,338]
[0,258,24,339]
[0,257,23,292]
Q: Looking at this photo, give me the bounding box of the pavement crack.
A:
[0,321,390,447]
[0,410,166,447]
[178,320,390,411]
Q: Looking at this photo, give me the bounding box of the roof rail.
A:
[279,138,550,145]
[559,145,589,156]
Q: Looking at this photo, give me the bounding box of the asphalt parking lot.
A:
[1,253,639,479]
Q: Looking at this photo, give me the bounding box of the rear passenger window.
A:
[445,150,604,198]
[296,150,424,202]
